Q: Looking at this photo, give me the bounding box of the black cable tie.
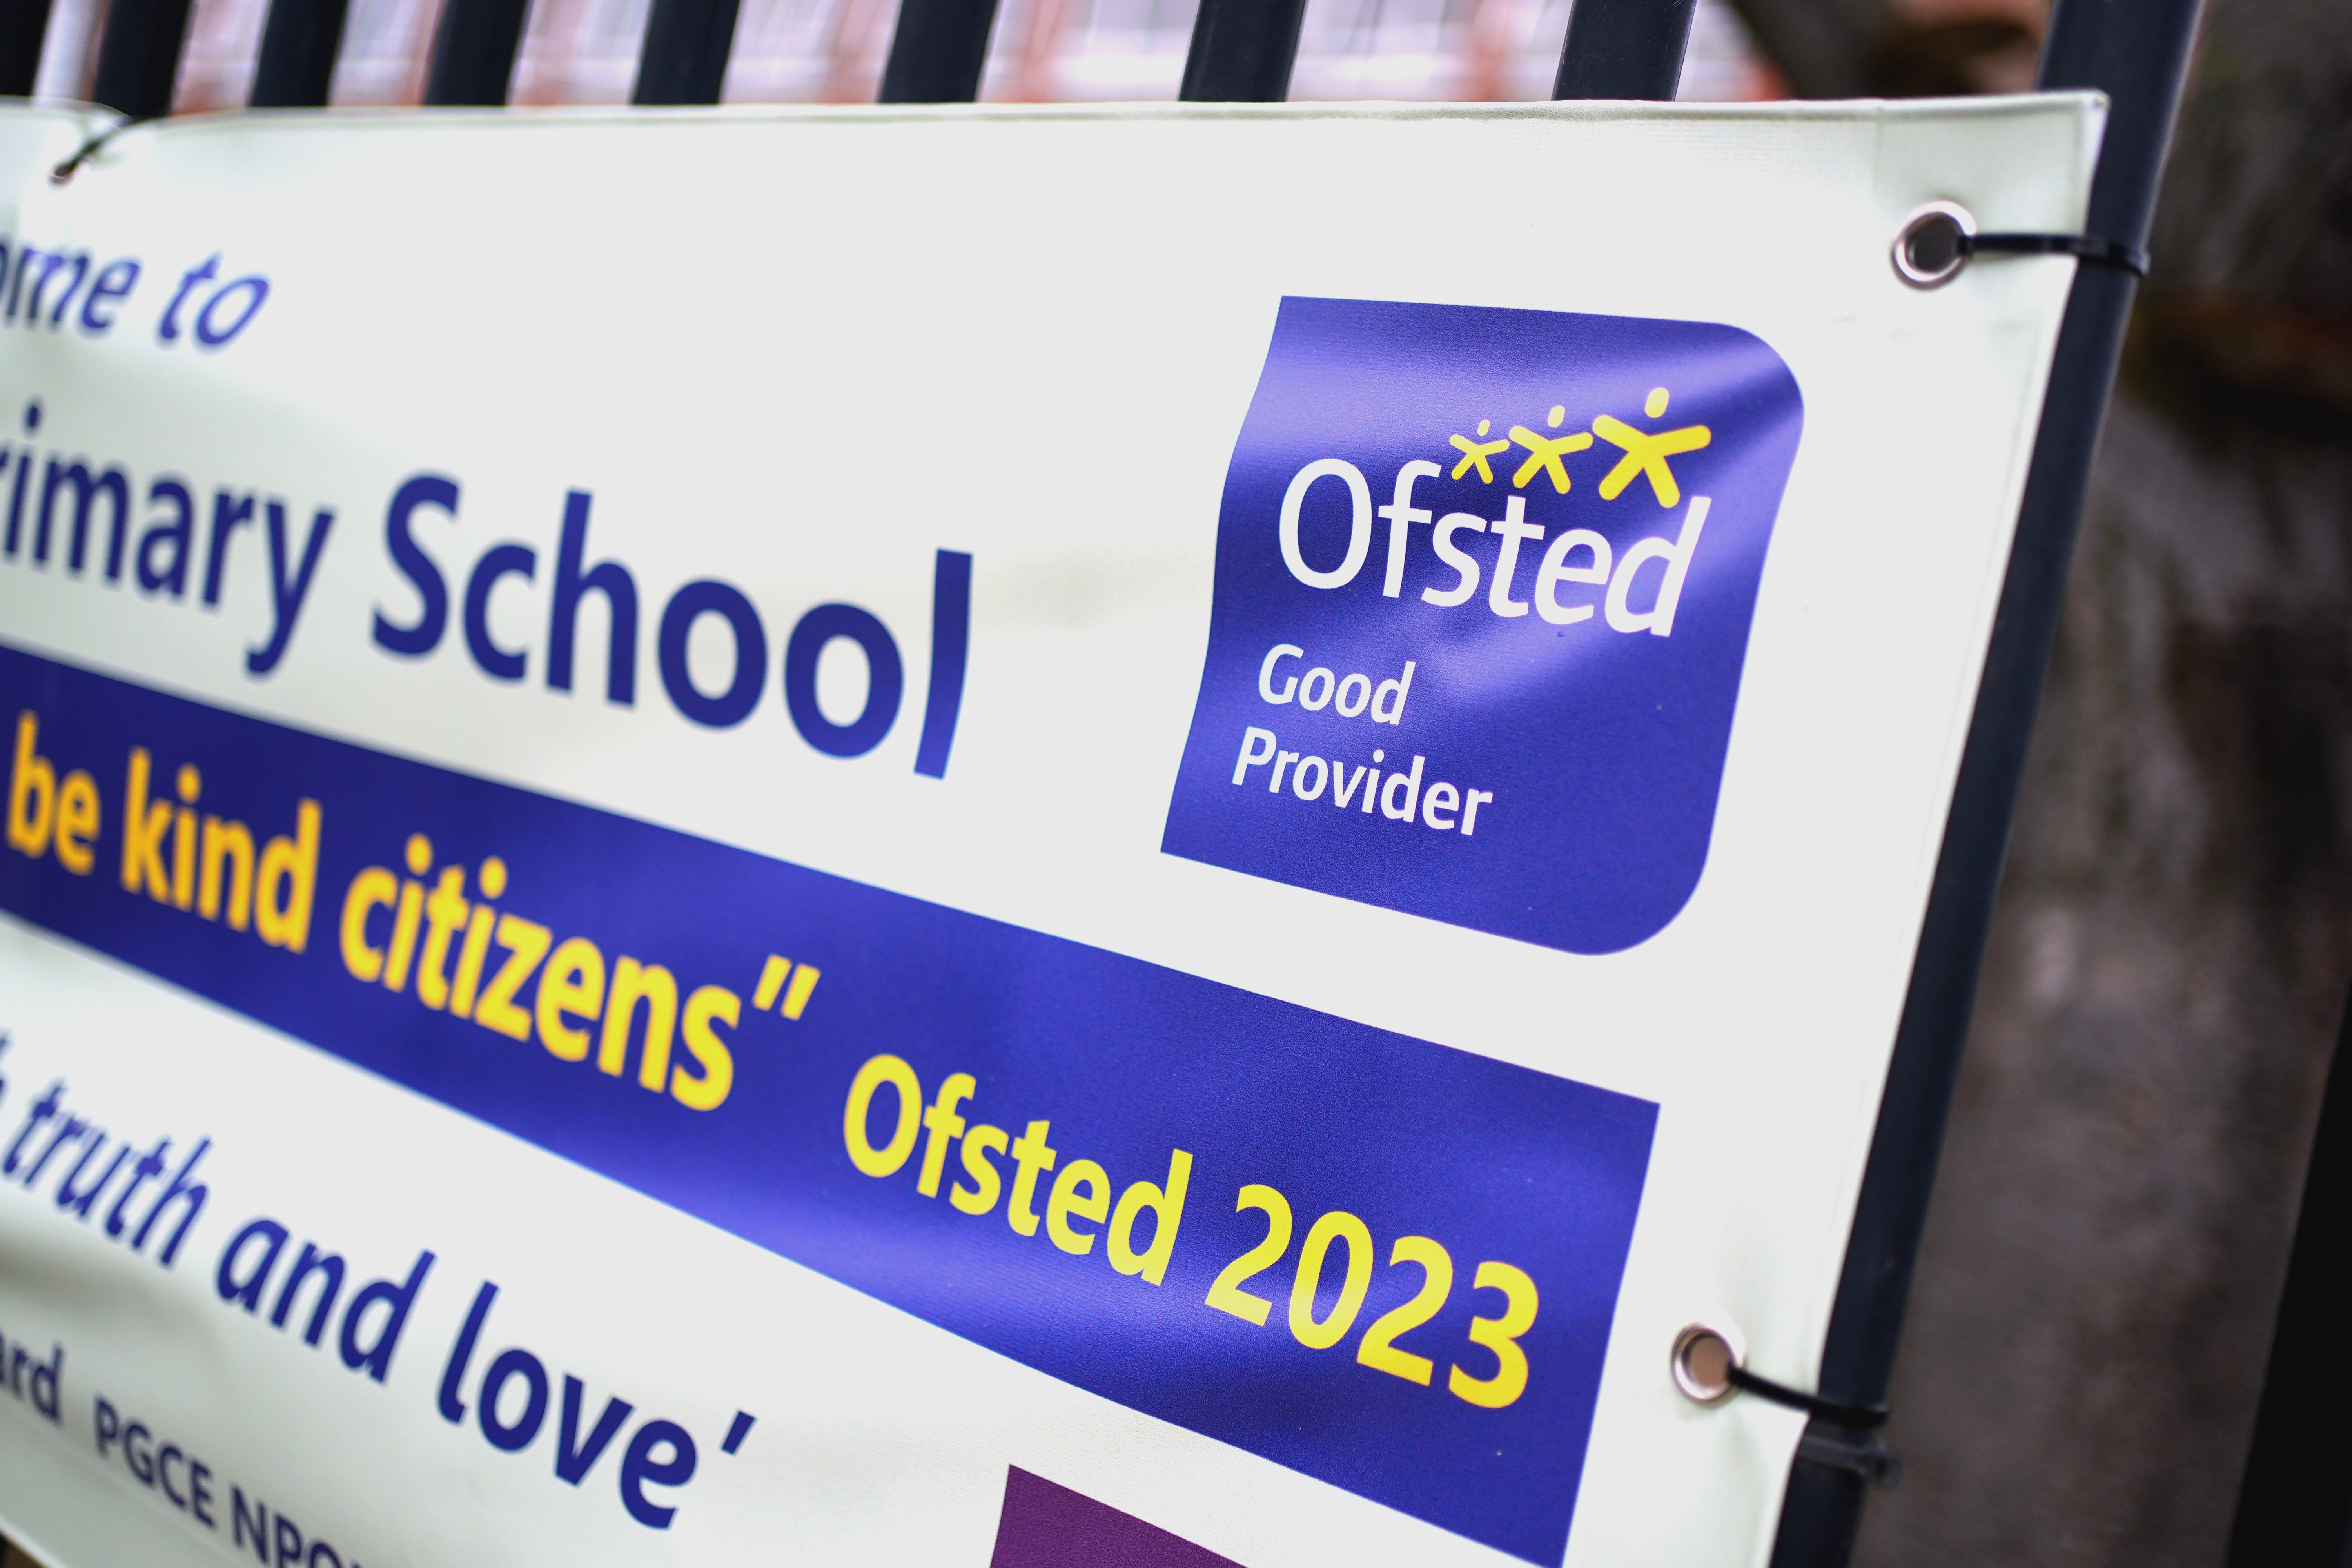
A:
[1962,230,2150,278]
[1797,1423,1904,1489]
[1724,1363,1891,1430]
[51,119,134,187]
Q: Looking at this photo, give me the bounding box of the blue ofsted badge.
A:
[1163,297,1804,955]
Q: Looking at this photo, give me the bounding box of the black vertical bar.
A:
[1178,0,1307,102]
[250,0,350,106]
[1552,0,1698,101]
[876,0,999,103]
[632,0,740,103]
[423,0,530,105]
[0,0,56,98]
[2225,988,2352,1567]
[1765,0,2207,1564]
[89,0,196,116]
[2038,0,2205,250]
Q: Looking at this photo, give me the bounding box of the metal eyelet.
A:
[1892,200,1978,289]
[1671,1322,1744,1405]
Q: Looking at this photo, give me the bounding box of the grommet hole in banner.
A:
[1891,200,2151,289]
[1670,1323,1741,1405]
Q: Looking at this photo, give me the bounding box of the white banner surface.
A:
[0,96,2097,1568]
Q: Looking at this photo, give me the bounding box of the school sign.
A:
[0,96,2099,1568]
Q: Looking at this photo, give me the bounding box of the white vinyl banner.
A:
[0,96,2097,1568]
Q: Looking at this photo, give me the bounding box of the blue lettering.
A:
[783,603,901,759]
[619,1418,697,1529]
[464,542,537,681]
[657,579,765,728]
[372,474,457,657]
[546,489,637,705]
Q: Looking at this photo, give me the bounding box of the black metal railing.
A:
[14,0,1699,118]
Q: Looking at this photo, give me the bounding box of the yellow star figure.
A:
[1508,424,1593,493]
[1591,389,1710,506]
[1448,419,1511,484]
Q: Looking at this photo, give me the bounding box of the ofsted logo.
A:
[1161,297,1802,955]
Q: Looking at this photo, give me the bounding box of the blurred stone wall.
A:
[1852,0,2352,1560]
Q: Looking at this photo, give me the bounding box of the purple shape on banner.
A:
[990,1467,1246,1568]
[1162,295,1804,955]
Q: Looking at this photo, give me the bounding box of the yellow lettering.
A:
[1357,1236,1453,1385]
[6,713,54,858]
[1205,1185,1293,1326]
[751,955,791,1011]
[842,1054,921,1178]
[172,808,197,909]
[1447,1262,1539,1410]
[599,956,677,1090]
[118,748,170,900]
[381,835,431,989]
[383,882,424,990]
[1108,1149,1192,1286]
[671,985,737,1111]
[918,1074,976,1197]
[413,867,470,1011]
[949,1125,1009,1215]
[1006,1120,1058,1237]
[339,867,398,982]
[780,963,820,1020]
[170,765,200,911]
[255,801,320,953]
[1287,1210,1374,1350]
[52,771,98,875]
[475,915,551,1042]
[449,906,496,1019]
[1047,1159,1111,1256]
[200,818,255,926]
[536,936,605,1062]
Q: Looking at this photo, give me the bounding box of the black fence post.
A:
[2225,986,2352,1566]
[89,0,195,116]
[633,0,740,104]
[0,0,55,98]
[1765,0,2206,1564]
[877,0,999,103]
[1553,0,1698,101]
[1178,0,1307,103]
[423,0,529,105]
[250,0,350,106]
